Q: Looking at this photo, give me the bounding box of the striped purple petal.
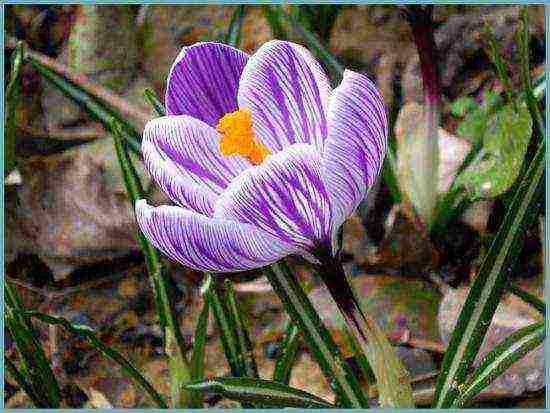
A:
[142,115,251,216]
[323,70,388,227]
[136,200,297,272]
[238,40,331,153]
[213,144,333,254]
[165,42,249,127]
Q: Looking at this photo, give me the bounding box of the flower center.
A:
[217,108,271,165]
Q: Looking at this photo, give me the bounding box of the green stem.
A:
[316,257,414,407]
[143,88,166,117]
[264,261,368,408]
[273,322,301,385]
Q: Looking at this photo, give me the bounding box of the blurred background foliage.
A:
[4,4,546,408]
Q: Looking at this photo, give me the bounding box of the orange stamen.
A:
[217,108,271,165]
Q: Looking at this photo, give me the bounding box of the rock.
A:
[330,5,544,112]
[341,213,372,266]
[404,6,545,103]
[83,388,112,408]
[141,6,233,94]
[41,6,138,132]
[6,137,168,279]
[378,206,438,273]
[310,272,441,361]
[438,286,544,396]
[394,347,436,378]
[239,6,274,53]
[329,5,415,108]
[141,5,272,96]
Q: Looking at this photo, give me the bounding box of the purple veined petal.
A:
[323,69,388,228]
[135,200,297,273]
[165,42,249,127]
[238,40,331,153]
[142,115,251,216]
[213,144,334,254]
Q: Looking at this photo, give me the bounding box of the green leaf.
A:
[189,288,211,408]
[508,284,546,315]
[273,322,301,385]
[261,5,289,39]
[455,90,502,144]
[264,6,344,83]
[143,88,166,117]
[517,6,545,140]
[433,141,544,408]
[225,5,246,47]
[202,275,254,407]
[5,357,47,408]
[292,5,341,45]
[203,276,243,377]
[5,282,61,407]
[264,261,369,408]
[382,150,402,204]
[450,97,477,118]
[456,103,532,200]
[167,329,191,408]
[185,377,334,408]
[16,310,167,408]
[395,102,440,226]
[224,279,259,379]
[452,322,545,407]
[485,24,515,107]
[5,41,24,177]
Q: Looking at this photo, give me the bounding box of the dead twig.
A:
[5,36,152,131]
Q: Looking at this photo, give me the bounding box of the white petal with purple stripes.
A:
[165,42,248,127]
[213,144,333,253]
[136,200,297,272]
[142,115,251,216]
[238,40,331,152]
[323,70,388,227]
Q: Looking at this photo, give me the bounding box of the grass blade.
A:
[485,24,516,108]
[225,5,246,47]
[264,261,368,407]
[265,6,344,82]
[508,284,546,315]
[5,41,24,177]
[143,88,166,117]
[17,310,167,408]
[5,282,61,407]
[224,279,259,379]
[5,357,47,408]
[273,322,301,385]
[189,280,211,408]
[261,5,289,39]
[185,377,334,408]
[188,309,209,407]
[203,275,243,377]
[517,6,545,140]
[433,141,545,407]
[111,122,191,407]
[452,322,545,407]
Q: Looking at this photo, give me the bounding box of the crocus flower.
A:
[136,40,387,273]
